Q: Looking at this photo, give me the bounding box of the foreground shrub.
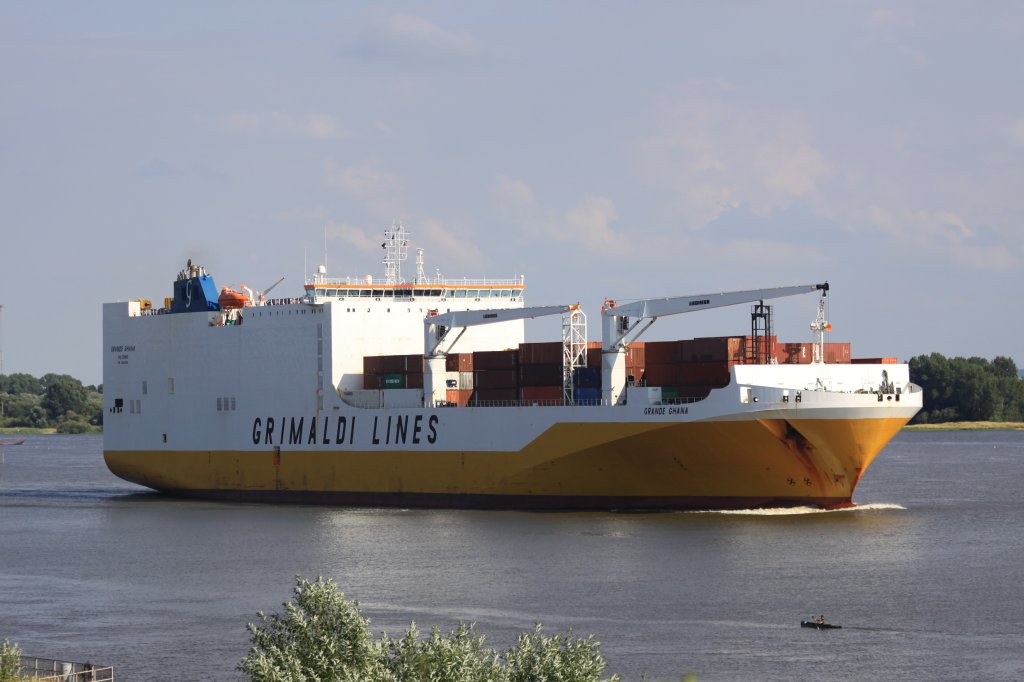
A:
[1,639,21,682]
[240,576,619,682]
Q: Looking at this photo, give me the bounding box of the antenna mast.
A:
[383,221,410,284]
[810,290,831,364]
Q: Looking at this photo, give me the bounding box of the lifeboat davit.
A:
[218,287,248,309]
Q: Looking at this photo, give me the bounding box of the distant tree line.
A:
[0,373,102,433]
[908,353,1023,424]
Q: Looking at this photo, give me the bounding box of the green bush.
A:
[1,639,21,682]
[240,577,620,682]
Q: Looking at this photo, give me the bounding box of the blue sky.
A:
[1,2,1022,386]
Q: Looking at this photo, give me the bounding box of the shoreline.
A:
[904,421,1024,431]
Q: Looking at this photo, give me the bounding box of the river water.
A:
[1,432,1023,681]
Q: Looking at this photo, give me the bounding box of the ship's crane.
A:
[601,283,829,405]
[259,276,285,304]
[423,304,579,407]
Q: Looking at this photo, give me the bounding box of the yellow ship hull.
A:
[104,415,910,510]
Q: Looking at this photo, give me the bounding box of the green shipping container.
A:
[382,373,406,389]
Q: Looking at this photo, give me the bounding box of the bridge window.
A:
[454,290,467,298]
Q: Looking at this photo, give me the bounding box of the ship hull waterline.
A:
[104,415,910,511]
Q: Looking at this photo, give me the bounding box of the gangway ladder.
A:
[562,308,587,405]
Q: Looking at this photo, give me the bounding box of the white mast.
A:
[810,293,831,364]
[383,221,410,285]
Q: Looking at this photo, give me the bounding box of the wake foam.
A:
[695,502,906,516]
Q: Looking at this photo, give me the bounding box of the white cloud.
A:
[560,196,628,255]
[326,161,399,198]
[418,219,485,270]
[866,9,913,31]
[347,10,481,64]
[494,177,629,255]
[867,9,900,30]
[305,114,343,139]
[494,175,538,220]
[380,12,478,55]
[755,137,832,197]
[326,221,379,254]
[1008,119,1024,146]
[862,206,1017,271]
[222,111,346,139]
[637,84,833,229]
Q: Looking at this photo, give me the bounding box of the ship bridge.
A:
[305,221,525,305]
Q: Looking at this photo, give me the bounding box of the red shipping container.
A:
[852,357,899,365]
[518,342,563,365]
[471,388,518,403]
[519,363,563,386]
[627,343,646,369]
[683,362,730,386]
[379,354,423,373]
[363,374,381,390]
[405,373,424,389]
[645,340,681,364]
[520,386,564,403]
[824,342,851,364]
[642,364,677,386]
[474,369,518,389]
[776,343,811,364]
[445,388,472,407]
[644,362,731,386]
[446,353,474,372]
[363,356,384,374]
[472,350,519,370]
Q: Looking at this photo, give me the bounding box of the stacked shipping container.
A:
[363,354,424,389]
[518,342,566,404]
[361,336,858,406]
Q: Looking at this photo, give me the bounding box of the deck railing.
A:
[17,656,113,681]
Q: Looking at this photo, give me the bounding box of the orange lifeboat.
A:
[218,287,248,310]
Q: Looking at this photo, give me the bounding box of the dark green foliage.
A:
[0,372,43,395]
[240,576,619,682]
[909,353,1024,423]
[41,375,90,420]
[1,372,101,429]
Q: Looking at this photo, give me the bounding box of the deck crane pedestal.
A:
[601,283,829,406]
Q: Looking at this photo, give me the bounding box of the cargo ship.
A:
[102,223,922,510]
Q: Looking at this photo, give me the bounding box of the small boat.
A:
[801,620,841,629]
[0,438,26,446]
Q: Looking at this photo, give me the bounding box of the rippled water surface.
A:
[2,432,1023,680]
